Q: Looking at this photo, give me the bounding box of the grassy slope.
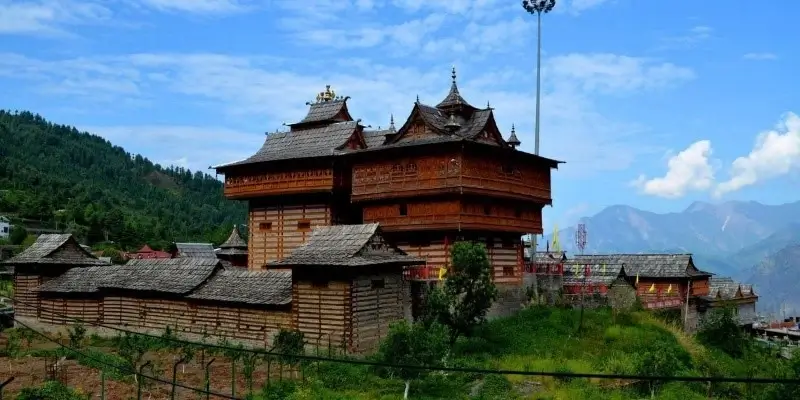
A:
[302,307,771,400]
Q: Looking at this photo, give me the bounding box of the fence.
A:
[1,297,800,399]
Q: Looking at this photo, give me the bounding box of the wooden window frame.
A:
[371,279,385,289]
[259,222,272,231]
[503,266,515,277]
[399,203,408,216]
[297,220,312,231]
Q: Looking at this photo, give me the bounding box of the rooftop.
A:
[571,254,712,279]
[268,223,424,267]
[1,234,108,266]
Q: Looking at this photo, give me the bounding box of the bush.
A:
[603,325,622,343]
[376,321,449,387]
[697,306,749,358]
[15,381,85,400]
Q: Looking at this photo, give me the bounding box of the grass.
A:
[2,306,795,399]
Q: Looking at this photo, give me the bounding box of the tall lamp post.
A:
[522,0,555,254]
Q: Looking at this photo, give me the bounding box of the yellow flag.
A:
[648,283,656,293]
[667,284,673,293]
[438,267,447,280]
[552,224,561,253]
[635,274,639,285]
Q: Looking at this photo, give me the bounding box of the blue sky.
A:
[1,0,798,233]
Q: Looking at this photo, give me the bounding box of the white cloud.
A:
[633,140,716,198]
[0,48,693,177]
[715,112,800,196]
[743,52,778,61]
[0,0,112,36]
[136,0,249,14]
[568,0,612,14]
[659,25,713,50]
[546,53,695,94]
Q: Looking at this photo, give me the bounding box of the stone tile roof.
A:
[527,250,567,264]
[103,258,220,294]
[37,265,122,293]
[571,254,712,279]
[561,262,627,286]
[436,81,477,111]
[268,223,424,267]
[290,99,350,126]
[1,234,108,266]
[217,227,248,257]
[708,276,757,300]
[363,129,391,148]
[175,243,216,258]
[217,121,359,168]
[188,269,291,306]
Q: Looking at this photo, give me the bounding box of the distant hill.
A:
[542,200,800,311]
[747,244,800,314]
[0,110,245,249]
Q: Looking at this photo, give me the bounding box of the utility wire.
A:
[11,317,243,400]
[7,297,800,384]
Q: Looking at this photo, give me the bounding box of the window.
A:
[371,279,385,289]
[503,266,515,277]
[501,238,515,249]
[259,222,272,231]
[312,281,329,289]
[297,220,311,230]
[399,204,408,216]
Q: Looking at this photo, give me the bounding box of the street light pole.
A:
[522,0,556,156]
[522,0,556,257]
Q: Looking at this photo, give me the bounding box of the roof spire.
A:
[486,100,492,109]
[507,124,521,149]
[389,114,396,132]
[451,65,457,85]
[415,94,420,103]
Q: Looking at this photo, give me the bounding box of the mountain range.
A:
[543,200,800,313]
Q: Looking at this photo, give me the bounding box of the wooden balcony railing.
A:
[403,265,447,281]
[352,176,551,202]
[366,213,541,233]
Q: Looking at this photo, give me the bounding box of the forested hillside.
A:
[0,110,246,250]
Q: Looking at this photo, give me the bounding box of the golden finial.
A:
[316,85,336,102]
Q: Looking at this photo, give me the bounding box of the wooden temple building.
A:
[215,70,561,316]
[4,225,422,353]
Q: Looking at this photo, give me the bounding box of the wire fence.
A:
[1,297,799,399]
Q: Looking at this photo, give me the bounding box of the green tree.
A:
[422,241,498,344]
[376,322,449,399]
[697,305,749,358]
[8,225,27,245]
[635,340,687,398]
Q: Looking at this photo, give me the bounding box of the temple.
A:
[215,68,562,317]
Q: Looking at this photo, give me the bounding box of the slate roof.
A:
[37,265,122,293]
[1,234,108,266]
[101,258,221,294]
[571,254,712,279]
[268,223,424,267]
[216,121,359,168]
[708,277,757,300]
[436,81,477,111]
[561,262,628,286]
[290,99,351,127]
[175,243,217,258]
[528,251,567,264]
[363,129,391,148]
[216,227,248,257]
[188,269,291,306]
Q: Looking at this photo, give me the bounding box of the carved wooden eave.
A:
[386,103,446,145]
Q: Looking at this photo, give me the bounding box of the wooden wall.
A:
[352,154,461,201]
[13,273,40,318]
[291,280,351,348]
[249,204,332,269]
[362,199,541,234]
[461,152,551,202]
[35,295,291,347]
[350,273,405,354]
[224,168,335,199]
[395,235,523,285]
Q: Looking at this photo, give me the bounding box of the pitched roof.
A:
[708,277,757,300]
[268,223,424,267]
[37,265,122,293]
[561,262,628,286]
[290,98,352,127]
[101,258,220,294]
[363,129,391,148]
[175,243,216,258]
[216,121,359,168]
[528,250,567,264]
[188,269,291,306]
[137,245,154,253]
[1,234,108,266]
[571,254,712,279]
[219,227,247,249]
[436,81,477,111]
